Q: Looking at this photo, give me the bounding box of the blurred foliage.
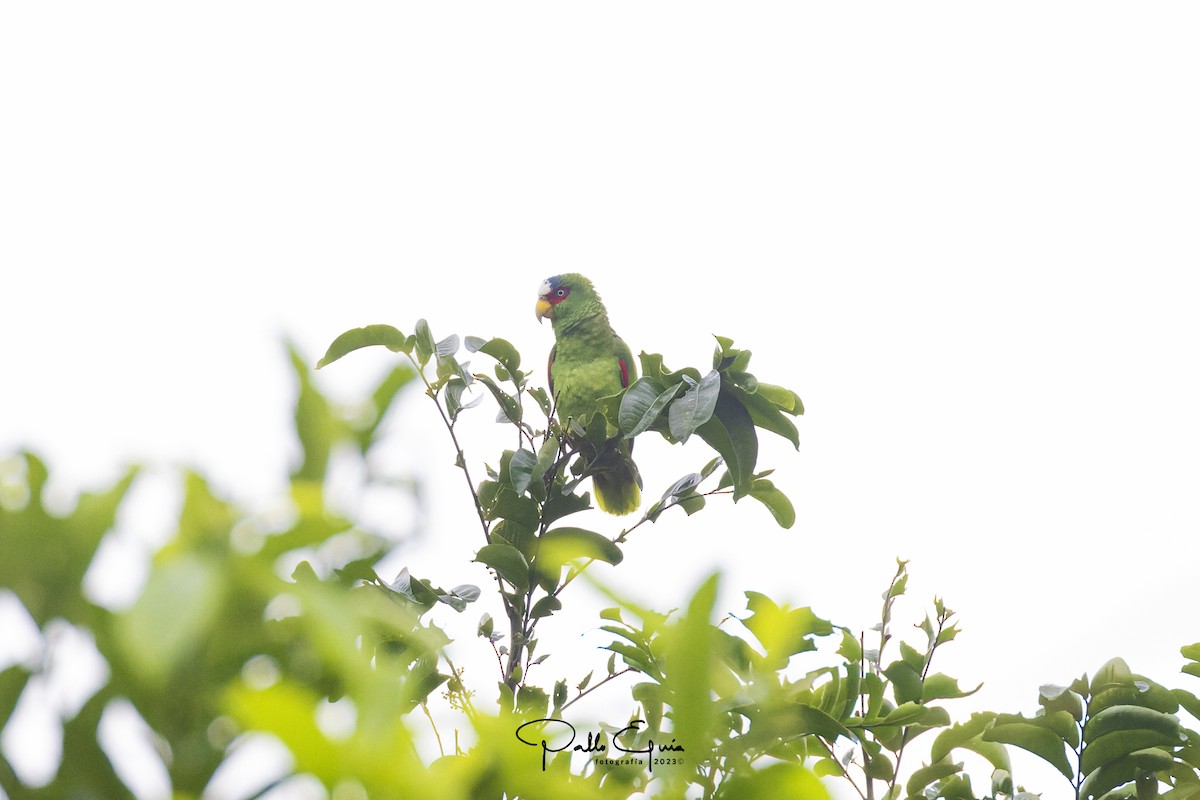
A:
[0,325,1197,799]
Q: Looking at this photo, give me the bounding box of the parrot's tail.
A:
[591,448,642,516]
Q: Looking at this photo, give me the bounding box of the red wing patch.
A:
[618,357,630,389]
[547,345,557,398]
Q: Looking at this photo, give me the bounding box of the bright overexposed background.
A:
[3,3,1199,798]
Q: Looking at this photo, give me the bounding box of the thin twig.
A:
[411,356,491,545]
[817,737,868,800]
[420,702,445,758]
[561,666,637,712]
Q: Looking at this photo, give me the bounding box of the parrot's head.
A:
[535,273,604,328]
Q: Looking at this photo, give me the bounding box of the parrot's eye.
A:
[556,288,568,298]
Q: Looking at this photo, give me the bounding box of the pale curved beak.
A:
[535,298,553,323]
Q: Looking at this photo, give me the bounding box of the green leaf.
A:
[542,489,591,525]
[619,379,682,438]
[536,527,623,567]
[413,319,436,366]
[933,774,976,800]
[1091,657,1135,694]
[741,593,832,668]
[876,701,932,727]
[604,642,656,677]
[696,389,758,500]
[316,323,411,368]
[837,628,862,663]
[535,433,562,470]
[864,751,894,780]
[748,478,795,528]
[984,720,1074,779]
[1040,684,1086,722]
[386,567,440,609]
[767,704,856,743]
[923,673,982,702]
[883,660,923,706]
[435,333,460,358]
[906,760,964,798]
[466,336,522,381]
[515,685,549,718]
[474,374,521,424]
[1081,729,1183,776]
[1077,753,1155,800]
[756,382,805,415]
[508,448,538,495]
[730,384,800,448]
[931,713,997,762]
[1172,688,1200,722]
[474,543,530,591]
[491,489,540,530]
[1085,704,1182,742]
[668,370,721,443]
[530,595,563,619]
[529,386,553,417]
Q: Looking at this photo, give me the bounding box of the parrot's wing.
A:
[547,344,557,399]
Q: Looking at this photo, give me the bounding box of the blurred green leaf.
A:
[715,762,830,800]
[290,342,338,481]
[117,553,226,686]
[356,365,418,452]
[741,592,831,668]
[663,573,720,760]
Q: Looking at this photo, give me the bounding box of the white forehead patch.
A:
[538,278,552,297]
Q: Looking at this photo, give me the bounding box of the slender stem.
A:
[561,666,637,712]
[817,737,868,800]
[412,356,491,545]
[420,702,445,758]
[890,611,947,794]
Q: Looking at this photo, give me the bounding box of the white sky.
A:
[3,2,1200,797]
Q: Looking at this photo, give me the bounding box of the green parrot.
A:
[535,273,642,515]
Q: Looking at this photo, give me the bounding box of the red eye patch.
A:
[546,285,571,305]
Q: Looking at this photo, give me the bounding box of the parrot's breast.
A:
[549,323,635,426]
